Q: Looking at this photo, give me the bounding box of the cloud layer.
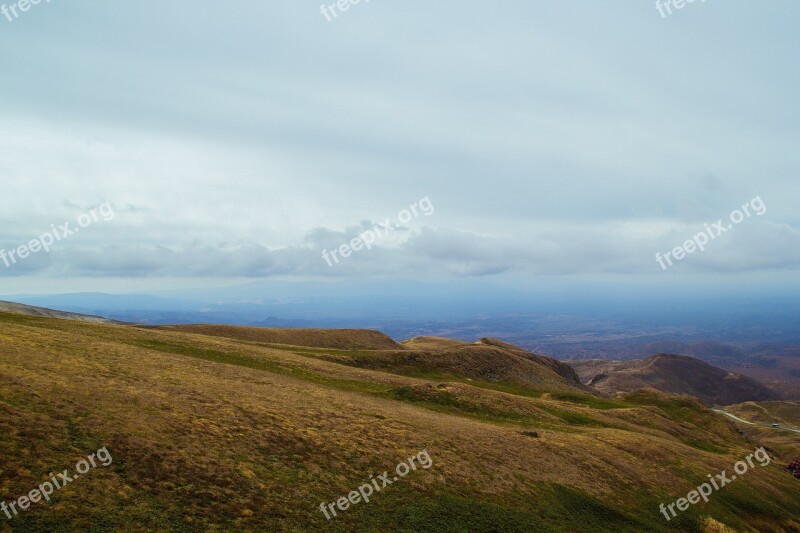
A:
[1,1,799,288]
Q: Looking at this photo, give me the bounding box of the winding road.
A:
[712,409,800,435]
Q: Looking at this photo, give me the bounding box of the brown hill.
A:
[324,336,587,394]
[569,353,778,406]
[151,329,585,394]
[401,336,470,350]
[730,354,800,400]
[476,337,582,384]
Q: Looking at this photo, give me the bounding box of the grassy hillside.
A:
[0,301,115,324]
[0,312,798,532]
[726,401,800,427]
[154,324,403,350]
[317,336,586,395]
[721,401,800,461]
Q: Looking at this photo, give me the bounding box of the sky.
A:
[1,0,799,294]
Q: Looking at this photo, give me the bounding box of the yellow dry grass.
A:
[0,312,798,532]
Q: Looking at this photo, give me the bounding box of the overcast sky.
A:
[1,1,798,293]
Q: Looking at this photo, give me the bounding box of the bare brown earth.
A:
[568,354,779,406]
[731,358,800,401]
[0,312,798,532]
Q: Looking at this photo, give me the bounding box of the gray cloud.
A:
[3,217,798,280]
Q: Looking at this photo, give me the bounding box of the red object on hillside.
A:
[788,460,800,479]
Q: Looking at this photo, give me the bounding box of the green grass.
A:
[547,392,628,410]
[341,483,673,533]
[623,391,706,423]
[622,391,731,454]
[389,386,530,425]
[535,404,614,428]
[387,386,618,433]
[681,438,729,454]
[283,345,558,400]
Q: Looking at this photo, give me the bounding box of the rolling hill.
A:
[0,311,798,531]
[716,401,800,465]
[0,300,117,324]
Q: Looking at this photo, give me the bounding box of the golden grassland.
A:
[0,312,798,532]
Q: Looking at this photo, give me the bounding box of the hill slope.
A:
[153,327,586,394]
[568,353,778,406]
[1,312,798,531]
[725,400,800,428]
[316,335,587,394]
[717,401,800,462]
[155,324,403,350]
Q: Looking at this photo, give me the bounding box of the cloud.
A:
[4,217,798,280]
